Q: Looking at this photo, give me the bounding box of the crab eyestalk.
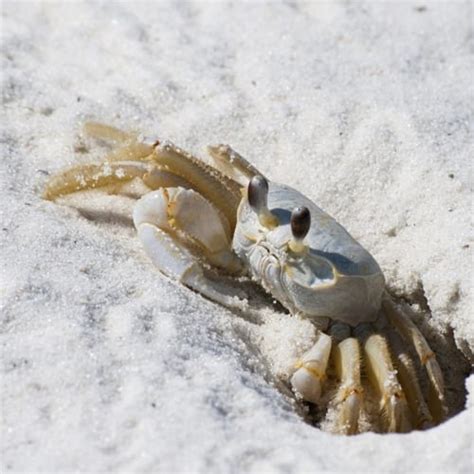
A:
[289,206,310,253]
[248,175,278,229]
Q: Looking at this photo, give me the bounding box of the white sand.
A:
[1,1,473,472]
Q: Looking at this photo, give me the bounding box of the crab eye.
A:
[291,206,311,241]
[248,175,278,229]
[248,175,269,213]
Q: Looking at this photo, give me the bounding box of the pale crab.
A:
[44,122,446,434]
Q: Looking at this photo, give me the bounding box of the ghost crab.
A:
[44,122,446,434]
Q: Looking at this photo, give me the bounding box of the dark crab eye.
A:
[291,206,311,241]
[247,175,279,229]
[248,175,269,214]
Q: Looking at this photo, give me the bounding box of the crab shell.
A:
[233,182,386,326]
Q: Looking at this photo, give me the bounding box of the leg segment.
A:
[83,122,138,144]
[207,144,261,185]
[331,323,363,435]
[388,332,434,429]
[83,122,158,162]
[291,332,332,404]
[382,294,446,422]
[43,161,152,200]
[362,329,412,433]
[152,143,243,231]
[43,161,192,200]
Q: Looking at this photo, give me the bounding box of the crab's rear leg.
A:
[389,332,434,428]
[382,294,446,422]
[133,187,246,308]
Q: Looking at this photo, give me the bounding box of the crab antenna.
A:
[248,175,278,229]
[289,206,310,253]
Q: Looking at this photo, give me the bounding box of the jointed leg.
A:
[83,122,138,144]
[43,161,152,200]
[388,332,434,428]
[382,294,446,421]
[43,123,161,200]
[291,332,332,404]
[43,161,193,201]
[83,122,157,162]
[331,323,363,435]
[48,122,243,229]
[361,327,412,433]
[207,144,261,185]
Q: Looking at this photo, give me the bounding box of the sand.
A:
[1,1,473,472]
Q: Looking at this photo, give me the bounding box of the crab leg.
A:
[331,324,363,435]
[291,332,332,404]
[151,144,242,230]
[81,122,160,163]
[388,332,434,429]
[43,161,150,200]
[96,141,157,163]
[207,144,261,185]
[382,294,446,422]
[361,329,412,432]
[44,140,242,228]
[83,121,138,144]
[43,161,191,201]
[49,122,243,225]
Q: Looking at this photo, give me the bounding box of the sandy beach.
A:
[1,1,473,472]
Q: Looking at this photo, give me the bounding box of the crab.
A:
[43,122,446,434]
